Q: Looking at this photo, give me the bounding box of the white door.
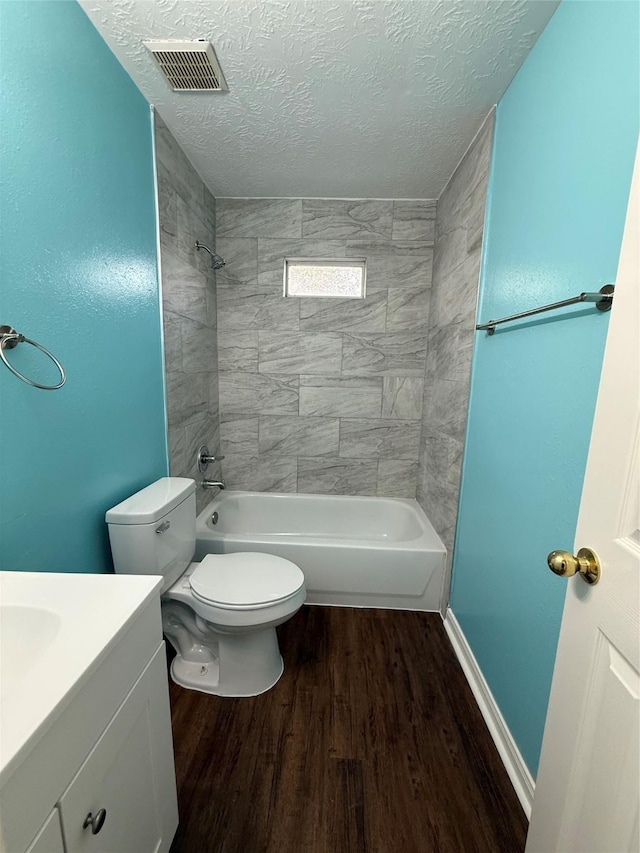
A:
[526,142,640,852]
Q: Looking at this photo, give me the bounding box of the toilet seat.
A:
[189,552,305,610]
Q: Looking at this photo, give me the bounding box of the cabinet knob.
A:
[83,809,107,835]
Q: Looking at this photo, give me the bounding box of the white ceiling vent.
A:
[144,40,228,92]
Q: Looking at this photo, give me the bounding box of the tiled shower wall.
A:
[417,111,495,569]
[154,110,494,539]
[154,112,221,512]
[215,199,436,497]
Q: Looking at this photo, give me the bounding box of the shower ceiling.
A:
[79,0,558,199]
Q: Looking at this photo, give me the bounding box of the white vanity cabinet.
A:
[24,810,64,853]
[58,646,177,853]
[0,575,178,853]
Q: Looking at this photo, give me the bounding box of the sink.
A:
[0,605,61,698]
[0,570,163,785]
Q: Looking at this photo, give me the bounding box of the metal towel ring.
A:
[0,325,66,390]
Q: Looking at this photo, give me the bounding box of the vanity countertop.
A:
[0,571,163,785]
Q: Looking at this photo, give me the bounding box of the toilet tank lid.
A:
[105,477,196,525]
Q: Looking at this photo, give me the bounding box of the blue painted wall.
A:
[0,0,168,573]
[451,0,639,777]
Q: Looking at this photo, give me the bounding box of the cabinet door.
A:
[25,809,65,853]
[59,645,178,853]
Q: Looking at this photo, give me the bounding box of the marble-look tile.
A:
[217,198,302,238]
[181,319,217,373]
[203,186,216,237]
[346,239,434,258]
[299,376,382,418]
[208,369,220,415]
[419,472,459,531]
[176,196,211,276]
[155,113,220,489]
[426,322,474,383]
[217,285,300,330]
[419,430,464,489]
[219,413,259,456]
[215,238,258,286]
[205,277,217,328]
[423,379,469,442]
[154,114,206,225]
[360,252,434,290]
[166,371,209,427]
[184,417,214,468]
[258,331,342,374]
[431,252,481,328]
[416,438,430,512]
[217,330,258,372]
[210,411,221,450]
[432,214,468,285]
[156,160,177,250]
[392,201,437,242]
[161,245,207,291]
[297,457,378,496]
[436,111,494,232]
[339,419,421,459]
[341,331,426,376]
[299,290,387,332]
[222,454,298,493]
[161,264,208,324]
[436,169,469,239]
[377,459,418,498]
[162,310,182,373]
[382,377,424,420]
[259,416,339,456]
[386,286,431,331]
[414,116,493,564]
[168,424,187,477]
[466,178,489,254]
[219,372,299,415]
[302,200,393,240]
[257,239,347,289]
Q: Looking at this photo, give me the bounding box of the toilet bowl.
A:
[106,478,306,697]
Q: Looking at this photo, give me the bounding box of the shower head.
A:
[195,241,226,270]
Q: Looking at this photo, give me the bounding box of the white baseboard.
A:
[443,608,535,818]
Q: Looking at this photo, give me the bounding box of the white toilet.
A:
[106,477,305,697]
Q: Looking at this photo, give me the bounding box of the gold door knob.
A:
[547,548,601,585]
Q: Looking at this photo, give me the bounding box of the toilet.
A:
[105,477,306,697]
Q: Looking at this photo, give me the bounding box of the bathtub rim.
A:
[195,489,446,553]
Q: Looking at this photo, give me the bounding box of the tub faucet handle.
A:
[197,444,225,473]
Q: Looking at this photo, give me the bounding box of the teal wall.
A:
[0,0,168,573]
[451,0,639,778]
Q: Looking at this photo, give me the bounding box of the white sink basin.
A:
[0,571,162,785]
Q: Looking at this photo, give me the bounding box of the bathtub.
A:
[195,491,446,611]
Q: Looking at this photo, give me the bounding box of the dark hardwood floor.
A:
[168,607,527,853]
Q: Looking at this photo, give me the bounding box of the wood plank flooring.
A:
[168,607,527,853]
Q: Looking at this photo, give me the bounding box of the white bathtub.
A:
[195,491,446,611]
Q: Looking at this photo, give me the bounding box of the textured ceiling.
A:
[79,0,558,199]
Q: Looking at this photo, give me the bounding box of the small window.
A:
[284,258,366,298]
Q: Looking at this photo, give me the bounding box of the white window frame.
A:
[283,258,367,299]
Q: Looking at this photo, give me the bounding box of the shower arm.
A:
[194,240,214,257]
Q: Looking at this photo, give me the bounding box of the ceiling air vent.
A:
[144,40,228,92]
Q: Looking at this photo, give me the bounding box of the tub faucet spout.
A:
[202,479,225,490]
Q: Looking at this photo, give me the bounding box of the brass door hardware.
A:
[547,548,601,585]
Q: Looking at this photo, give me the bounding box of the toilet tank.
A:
[106,478,196,593]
